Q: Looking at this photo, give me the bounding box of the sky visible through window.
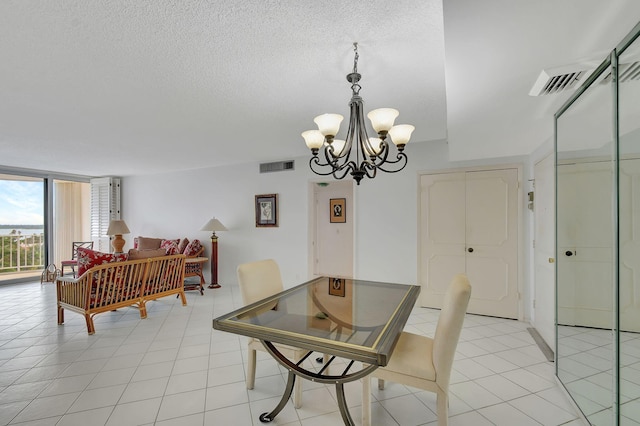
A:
[0,179,44,228]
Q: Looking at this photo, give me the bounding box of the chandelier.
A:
[302,43,415,185]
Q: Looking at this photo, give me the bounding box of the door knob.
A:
[548,258,555,263]
[565,250,573,256]
[467,247,474,253]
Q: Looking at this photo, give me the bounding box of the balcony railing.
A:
[0,233,45,274]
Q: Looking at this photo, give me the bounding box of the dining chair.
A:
[236,259,307,409]
[363,273,471,426]
[60,241,94,277]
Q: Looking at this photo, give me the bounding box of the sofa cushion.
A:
[160,239,180,255]
[77,247,128,276]
[177,238,189,254]
[127,248,167,260]
[137,236,164,250]
[183,239,203,257]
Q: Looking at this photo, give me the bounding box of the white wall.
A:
[121,140,534,319]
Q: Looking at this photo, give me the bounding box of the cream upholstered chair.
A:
[237,259,307,409]
[363,273,471,426]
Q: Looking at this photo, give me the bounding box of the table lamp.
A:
[200,217,227,288]
[106,219,130,253]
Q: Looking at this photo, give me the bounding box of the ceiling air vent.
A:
[260,160,295,173]
[529,69,590,96]
[601,61,640,84]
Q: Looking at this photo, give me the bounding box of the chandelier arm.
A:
[333,161,357,180]
[347,98,362,166]
[368,140,391,165]
[358,161,378,180]
[355,102,371,163]
[322,145,340,167]
[373,152,409,173]
[309,156,341,176]
[309,155,358,179]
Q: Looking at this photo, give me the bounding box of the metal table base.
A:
[259,341,378,425]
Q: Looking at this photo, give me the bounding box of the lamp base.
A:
[112,234,125,254]
[208,284,221,289]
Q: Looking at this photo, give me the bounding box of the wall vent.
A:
[260,160,295,173]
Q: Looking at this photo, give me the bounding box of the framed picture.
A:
[255,194,278,227]
[328,277,346,297]
[330,198,346,223]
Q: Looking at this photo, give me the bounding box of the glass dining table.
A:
[213,276,420,425]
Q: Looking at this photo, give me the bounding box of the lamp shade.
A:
[106,220,130,235]
[388,124,415,146]
[314,113,343,137]
[200,218,227,232]
[367,108,399,133]
[301,130,325,150]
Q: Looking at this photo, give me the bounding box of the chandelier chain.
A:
[352,42,359,74]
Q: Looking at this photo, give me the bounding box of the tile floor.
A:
[557,326,640,425]
[0,280,587,425]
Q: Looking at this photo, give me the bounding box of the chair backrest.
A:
[72,241,94,259]
[237,259,284,305]
[432,273,471,389]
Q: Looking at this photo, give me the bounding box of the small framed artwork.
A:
[330,198,346,223]
[328,277,346,297]
[255,194,278,227]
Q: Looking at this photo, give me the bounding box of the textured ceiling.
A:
[0,1,639,177]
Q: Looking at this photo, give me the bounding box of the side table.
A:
[184,257,207,295]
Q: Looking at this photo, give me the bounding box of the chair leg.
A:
[436,391,449,426]
[362,375,371,426]
[57,305,64,324]
[247,347,256,390]
[292,377,302,409]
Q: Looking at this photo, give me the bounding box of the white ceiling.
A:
[0,1,639,177]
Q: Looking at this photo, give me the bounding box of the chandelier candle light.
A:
[302,42,415,185]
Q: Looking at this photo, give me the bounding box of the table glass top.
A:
[213,277,420,365]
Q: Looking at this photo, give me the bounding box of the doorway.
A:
[310,181,354,278]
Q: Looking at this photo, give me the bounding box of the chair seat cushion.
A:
[383,331,435,381]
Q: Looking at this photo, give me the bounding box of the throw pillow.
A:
[160,239,179,255]
[77,247,128,276]
[177,237,189,254]
[127,248,167,260]
[137,236,164,250]
[183,239,203,257]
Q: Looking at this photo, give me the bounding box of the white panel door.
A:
[533,154,556,350]
[313,181,354,278]
[420,168,519,318]
[419,172,466,306]
[557,161,614,328]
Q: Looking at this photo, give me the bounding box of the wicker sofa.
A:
[56,254,187,334]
